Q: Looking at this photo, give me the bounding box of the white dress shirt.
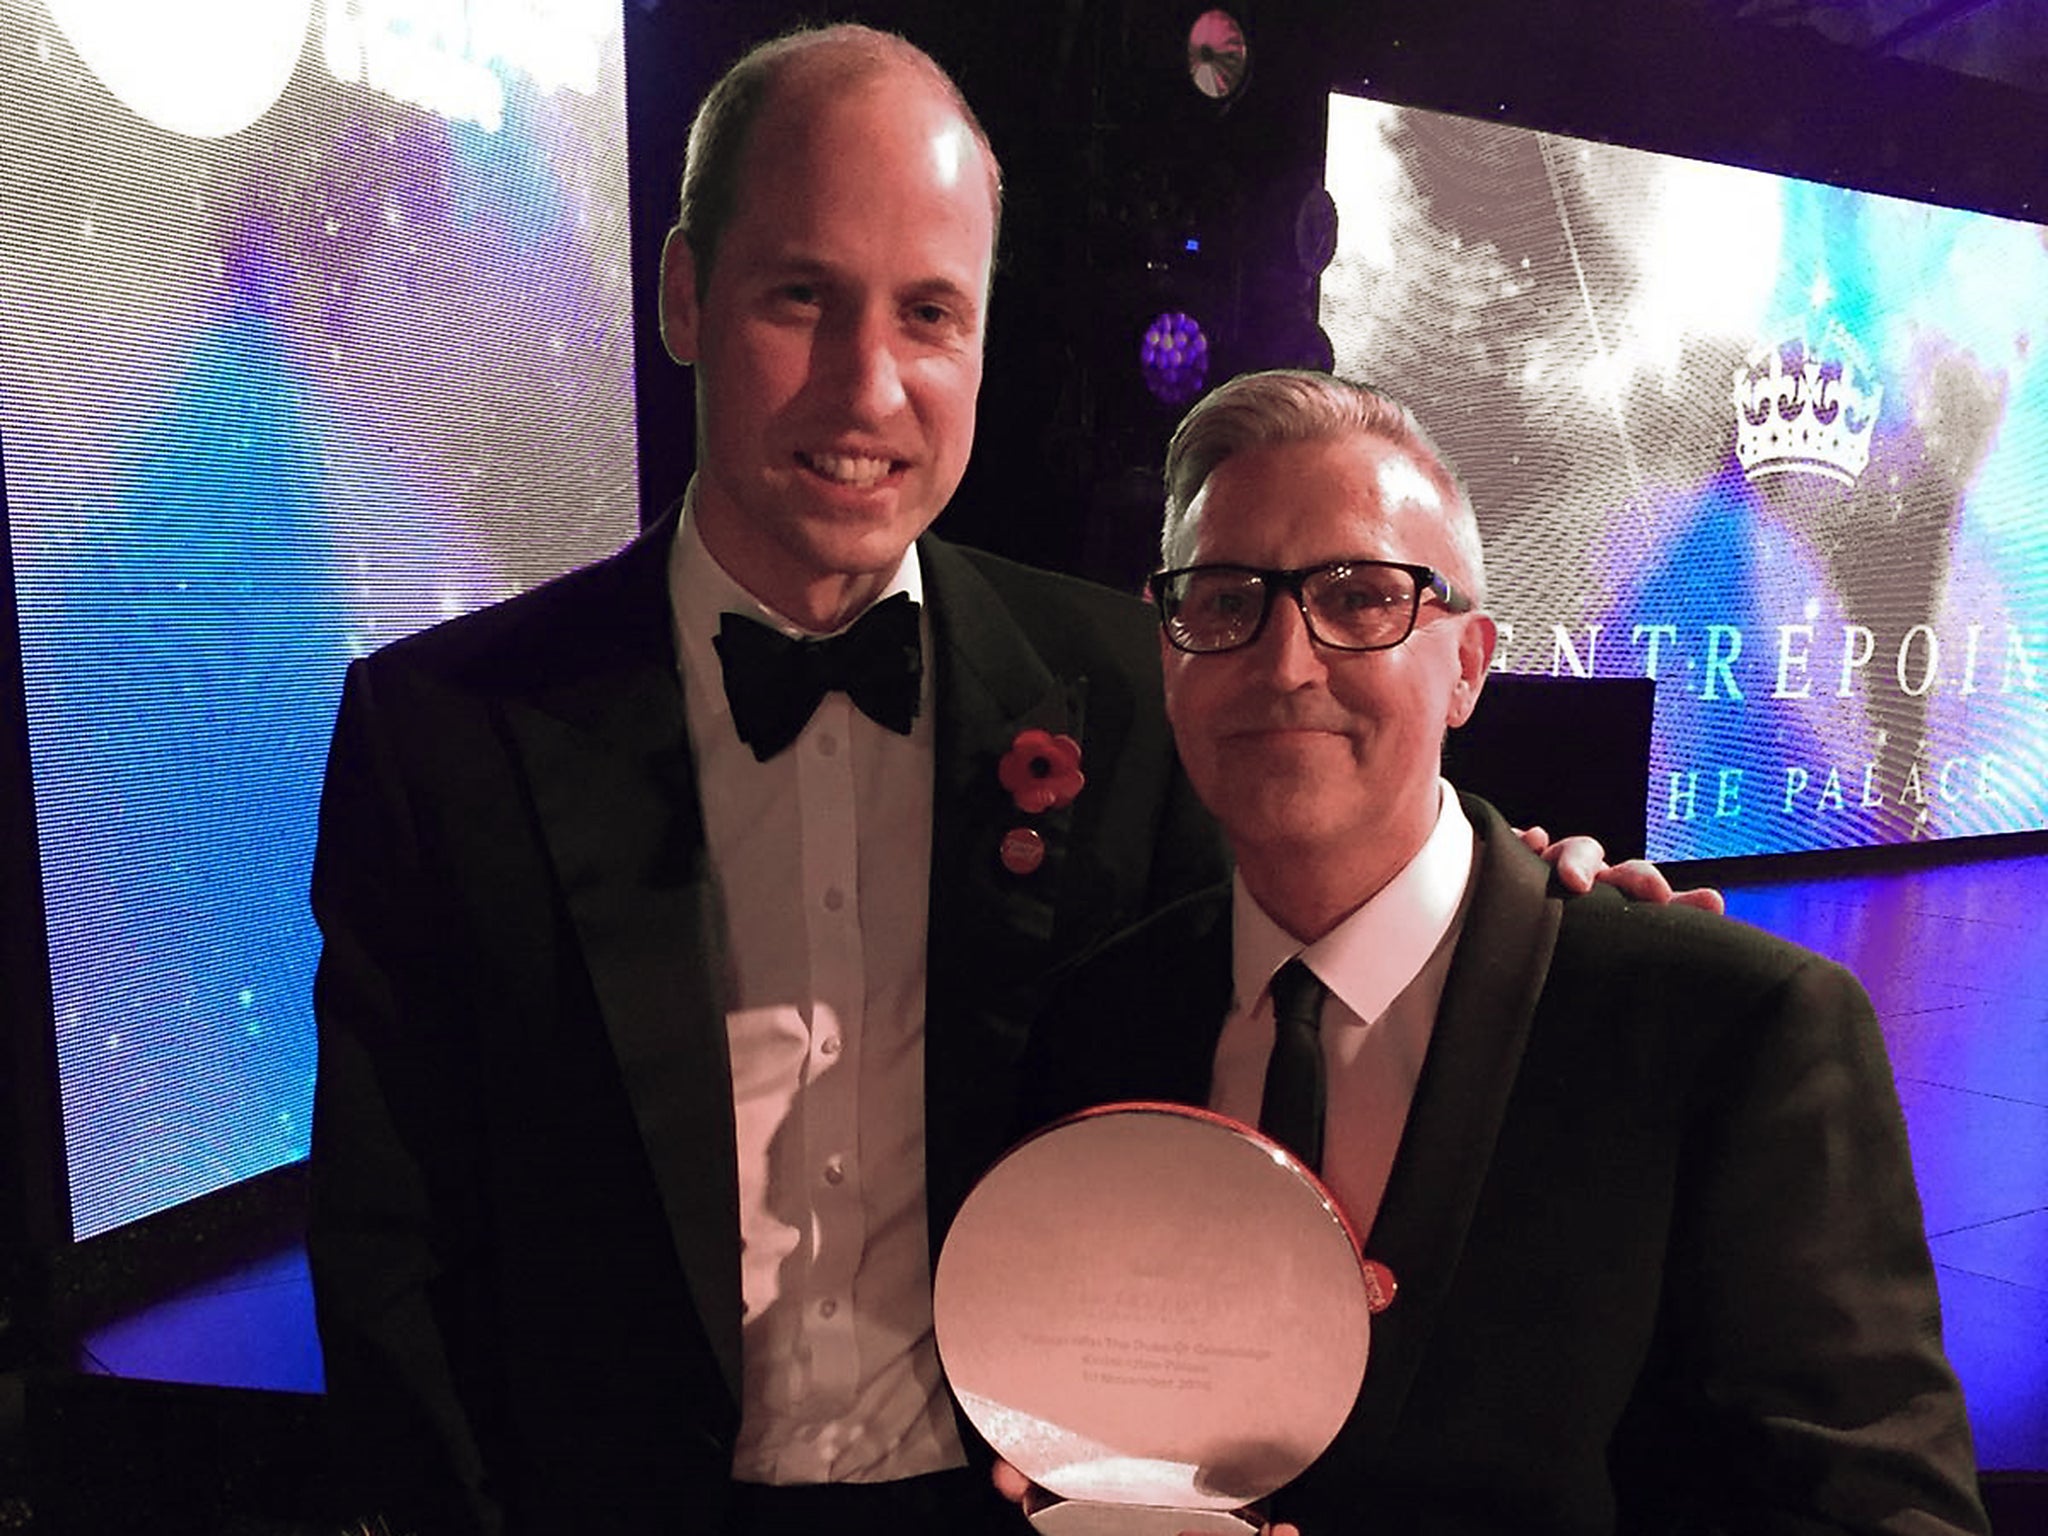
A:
[668,499,966,1484]
[1210,783,1476,1238]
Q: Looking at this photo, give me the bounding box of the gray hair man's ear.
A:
[1447,613,1498,729]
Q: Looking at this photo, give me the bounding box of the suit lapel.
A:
[918,537,1089,1234]
[494,530,1114,1408]
[1343,797,1560,1448]
[500,515,746,1405]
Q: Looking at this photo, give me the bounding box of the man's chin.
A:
[1206,784,1355,850]
[772,479,898,537]
[792,518,938,583]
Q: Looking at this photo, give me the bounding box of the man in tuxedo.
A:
[1013,369,1988,1533]
[307,26,1678,1536]
[308,25,1231,1534]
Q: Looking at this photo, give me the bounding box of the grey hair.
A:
[1159,370,1485,604]
[674,24,1003,303]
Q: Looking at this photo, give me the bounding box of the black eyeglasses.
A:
[1150,558,1473,655]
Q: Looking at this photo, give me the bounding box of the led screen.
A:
[1,0,638,1238]
[1321,93,2048,860]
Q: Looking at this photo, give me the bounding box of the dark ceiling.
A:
[1711,0,2048,97]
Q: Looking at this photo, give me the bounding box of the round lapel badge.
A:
[1000,826,1047,875]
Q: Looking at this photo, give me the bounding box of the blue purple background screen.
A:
[1321,94,2048,861]
[1,2,638,1238]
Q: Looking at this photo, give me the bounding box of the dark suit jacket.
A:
[305,511,1226,1535]
[1018,796,1988,1536]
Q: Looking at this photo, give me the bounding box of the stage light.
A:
[45,0,312,139]
[1187,9,1248,102]
[1140,309,1210,404]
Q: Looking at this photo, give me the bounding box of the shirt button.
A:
[823,1157,845,1185]
[819,1035,842,1058]
[819,1298,839,1319]
[823,887,845,912]
[817,733,838,757]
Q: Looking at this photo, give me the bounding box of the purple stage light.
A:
[1140,309,1210,404]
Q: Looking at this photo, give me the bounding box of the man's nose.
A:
[1252,589,1328,688]
[822,306,908,419]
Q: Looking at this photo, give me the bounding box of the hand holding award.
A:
[935,1104,1388,1534]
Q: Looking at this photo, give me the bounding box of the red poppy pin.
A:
[998,728,1085,814]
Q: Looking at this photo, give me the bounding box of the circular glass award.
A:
[934,1104,1377,1534]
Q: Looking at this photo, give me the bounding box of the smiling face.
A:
[659,65,996,630]
[1163,431,1496,931]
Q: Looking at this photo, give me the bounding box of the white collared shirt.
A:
[667,497,965,1483]
[1210,783,1476,1237]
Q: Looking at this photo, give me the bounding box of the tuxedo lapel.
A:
[918,537,1089,1233]
[499,516,745,1406]
[1342,797,1560,1448]
[924,539,1085,940]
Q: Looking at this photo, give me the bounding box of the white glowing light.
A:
[1626,159,1780,372]
[469,0,610,96]
[47,0,607,143]
[360,11,505,134]
[46,0,314,139]
[322,0,612,132]
[1324,95,1404,270]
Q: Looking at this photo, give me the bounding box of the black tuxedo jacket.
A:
[306,511,1226,1534]
[1018,797,1987,1536]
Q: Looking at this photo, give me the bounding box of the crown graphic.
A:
[1731,316,1882,487]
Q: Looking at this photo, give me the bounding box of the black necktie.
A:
[1259,958,1329,1172]
[714,592,922,762]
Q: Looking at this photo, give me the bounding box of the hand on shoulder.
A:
[1515,826,1725,914]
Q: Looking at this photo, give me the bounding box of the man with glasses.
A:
[1010,370,1986,1534]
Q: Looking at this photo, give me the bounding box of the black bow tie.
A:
[714,592,923,762]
